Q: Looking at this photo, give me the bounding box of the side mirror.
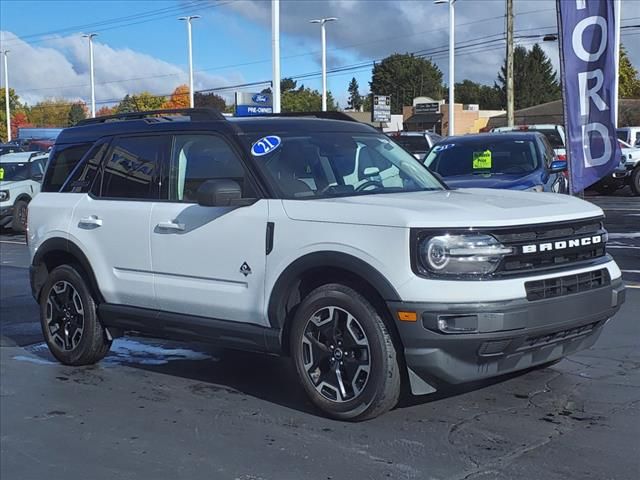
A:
[196,179,242,207]
[549,160,568,174]
[32,172,44,182]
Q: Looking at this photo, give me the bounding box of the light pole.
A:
[1,50,10,141]
[82,33,98,117]
[179,15,200,109]
[435,0,455,135]
[272,0,281,113]
[506,0,514,126]
[309,17,337,112]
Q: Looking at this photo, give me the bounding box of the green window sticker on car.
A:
[0,167,4,180]
[472,150,492,169]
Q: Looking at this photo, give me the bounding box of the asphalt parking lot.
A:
[1,193,638,480]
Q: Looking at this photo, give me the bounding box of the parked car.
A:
[0,151,48,232]
[425,132,568,193]
[392,131,443,160]
[590,139,640,195]
[0,143,24,156]
[616,126,640,148]
[492,124,567,161]
[28,109,624,420]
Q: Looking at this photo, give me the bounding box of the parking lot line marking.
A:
[0,240,27,245]
[607,245,640,249]
[601,207,640,212]
[625,284,640,289]
[622,269,640,274]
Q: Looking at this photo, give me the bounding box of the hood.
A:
[0,179,29,189]
[281,188,602,228]
[442,173,541,190]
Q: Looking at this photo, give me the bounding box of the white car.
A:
[0,151,48,232]
[393,131,443,160]
[592,139,640,196]
[492,124,566,161]
[27,109,625,420]
[616,126,640,148]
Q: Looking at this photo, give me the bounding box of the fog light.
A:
[436,314,478,334]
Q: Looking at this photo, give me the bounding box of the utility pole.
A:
[2,50,10,141]
[272,0,281,113]
[82,33,98,117]
[179,16,200,109]
[506,0,514,126]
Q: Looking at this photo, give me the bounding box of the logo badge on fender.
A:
[240,262,252,276]
[521,235,603,254]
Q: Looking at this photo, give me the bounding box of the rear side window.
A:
[41,143,92,192]
[61,142,110,193]
[96,135,170,200]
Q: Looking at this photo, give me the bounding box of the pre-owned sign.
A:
[235,92,273,117]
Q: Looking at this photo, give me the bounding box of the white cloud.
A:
[0,30,244,106]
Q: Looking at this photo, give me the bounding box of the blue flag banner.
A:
[557,0,621,194]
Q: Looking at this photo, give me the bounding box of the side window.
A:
[169,134,255,202]
[62,142,109,193]
[539,137,554,167]
[41,143,92,192]
[31,157,47,176]
[97,136,170,200]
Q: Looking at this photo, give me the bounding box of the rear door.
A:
[149,133,269,324]
[69,135,170,308]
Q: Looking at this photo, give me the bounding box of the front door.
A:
[149,133,269,325]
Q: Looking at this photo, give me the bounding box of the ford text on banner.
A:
[557,0,621,194]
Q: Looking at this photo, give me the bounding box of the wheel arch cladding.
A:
[32,238,104,303]
[268,251,403,355]
[14,194,32,204]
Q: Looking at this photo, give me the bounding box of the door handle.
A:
[78,215,102,228]
[156,221,185,232]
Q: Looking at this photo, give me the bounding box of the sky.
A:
[1,0,639,108]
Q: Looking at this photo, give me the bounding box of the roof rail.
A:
[76,108,225,126]
[265,111,360,123]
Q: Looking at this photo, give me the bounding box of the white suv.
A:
[0,151,48,232]
[28,109,625,420]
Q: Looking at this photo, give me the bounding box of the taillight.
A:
[557,154,566,161]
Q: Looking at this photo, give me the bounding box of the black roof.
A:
[436,131,544,144]
[56,109,376,145]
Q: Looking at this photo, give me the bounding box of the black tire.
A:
[11,199,29,233]
[290,283,401,421]
[39,265,112,366]
[630,167,640,196]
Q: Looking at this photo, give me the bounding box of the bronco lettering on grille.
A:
[522,235,602,254]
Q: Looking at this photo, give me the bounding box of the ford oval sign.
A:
[252,94,269,104]
[251,136,281,156]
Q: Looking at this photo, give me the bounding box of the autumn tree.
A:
[11,111,32,139]
[370,54,444,114]
[28,99,73,127]
[116,92,166,113]
[96,105,116,117]
[0,88,25,141]
[162,84,191,110]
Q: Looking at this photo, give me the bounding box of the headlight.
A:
[526,185,544,192]
[418,234,514,276]
[0,191,9,202]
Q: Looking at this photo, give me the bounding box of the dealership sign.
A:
[235,92,273,116]
[415,102,440,114]
[371,95,391,123]
[557,0,621,194]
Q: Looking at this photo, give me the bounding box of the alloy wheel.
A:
[46,281,85,351]
[301,306,371,403]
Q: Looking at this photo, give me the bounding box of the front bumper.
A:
[388,277,625,394]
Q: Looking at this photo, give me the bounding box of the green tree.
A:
[619,45,640,98]
[116,92,166,113]
[347,77,363,111]
[281,81,336,112]
[452,80,502,110]
[0,88,25,141]
[370,54,444,114]
[194,92,227,111]
[28,99,72,127]
[496,44,560,110]
[67,102,87,126]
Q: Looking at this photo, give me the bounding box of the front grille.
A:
[518,321,601,351]
[493,218,607,276]
[525,268,610,301]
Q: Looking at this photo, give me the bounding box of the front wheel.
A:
[630,167,640,196]
[39,265,112,366]
[11,199,29,233]
[290,284,401,421]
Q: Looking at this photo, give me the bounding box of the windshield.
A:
[394,135,429,154]
[245,132,444,199]
[425,138,541,177]
[529,128,564,149]
[0,162,30,182]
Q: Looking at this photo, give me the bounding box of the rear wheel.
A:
[11,199,29,233]
[39,265,112,365]
[630,167,640,196]
[290,283,401,421]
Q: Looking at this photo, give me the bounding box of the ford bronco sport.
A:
[28,109,625,420]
